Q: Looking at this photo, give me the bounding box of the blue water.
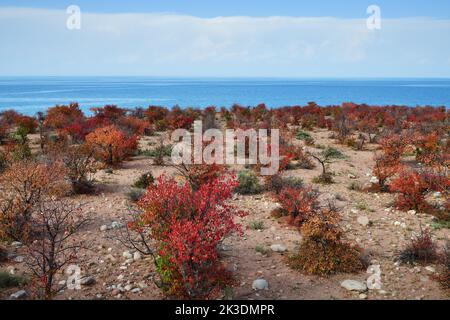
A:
[0,77,449,115]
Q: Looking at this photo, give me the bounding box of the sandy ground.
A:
[1,128,449,300]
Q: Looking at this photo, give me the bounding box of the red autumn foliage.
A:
[90,105,127,124]
[136,175,246,298]
[45,103,84,130]
[277,186,320,227]
[15,115,38,134]
[85,125,138,166]
[390,169,429,211]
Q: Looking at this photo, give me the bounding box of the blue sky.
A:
[1,1,450,77]
[2,0,450,18]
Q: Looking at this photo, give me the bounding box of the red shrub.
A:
[45,103,84,130]
[397,228,438,265]
[390,169,429,211]
[90,105,127,124]
[277,186,320,227]
[136,175,246,298]
[174,163,226,191]
[145,106,169,124]
[16,116,37,134]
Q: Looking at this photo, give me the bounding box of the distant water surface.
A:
[0,77,448,115]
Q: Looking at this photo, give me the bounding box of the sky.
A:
[0,1,450,77]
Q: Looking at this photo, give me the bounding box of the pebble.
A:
[100,225,108,232]
[11,241,22,248]
[80,276,96,286]
[340,280,367,292]
[270,244,287,252]
[124,284,133,291]
[13,255,24,263]
[252,279,269,290]
[133,252,142,261]
[10,290,27,300]
[357,216,370,227]
[433,192,442,198]
[425,266,435,273]
[122,251,133,260]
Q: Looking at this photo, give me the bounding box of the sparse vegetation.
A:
[236,170,262,195]
[397,228,439,265]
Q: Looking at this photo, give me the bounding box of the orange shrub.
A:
[0,160,69,241]
[85,125,138,166]
[289,209,367,275]
[45,103,84,130]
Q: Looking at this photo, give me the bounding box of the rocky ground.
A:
[1,128,449,300]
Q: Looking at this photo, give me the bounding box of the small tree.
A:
[48,142,98,194]
[24,199,89,299]
[0,160,69,241]
[309,147,343,184]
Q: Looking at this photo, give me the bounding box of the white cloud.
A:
[0,7,449,77]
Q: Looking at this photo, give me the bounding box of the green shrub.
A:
[296,131,314,145]
[249,220,265,230]
[322,147,346,159]
[142,144,173,157]
[265,174,303,194]
[0,272,26,289]
[347,181,362,191]
[236,170,261,195]
[127,188,145,202]
[255,245,270,255]
[133,172,155,189]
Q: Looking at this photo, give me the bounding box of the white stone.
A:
[122,251,133,260]
[425,266,436,273]
[133,252,142,261]
[11,241,22,248]
[340,280,367,292]
[100,225,108,232]
[357,216,370,227]
[370,176,379,184]
[252,279,269,290]
[13,255,24,263]
[407,210,416,215]
[124,284,133,291]
[10,290,27,300]
[270,244,287,252]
